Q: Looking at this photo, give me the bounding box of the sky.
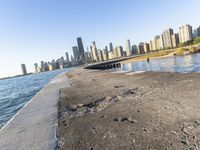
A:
[0,0,200,77]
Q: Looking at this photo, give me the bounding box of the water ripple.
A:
[0,68,72,128]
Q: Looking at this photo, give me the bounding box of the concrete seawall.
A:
[0,72,70,150]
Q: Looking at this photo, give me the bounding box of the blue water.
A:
[0,68,72,128]
[121,53,200,73]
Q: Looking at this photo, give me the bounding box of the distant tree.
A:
[194,36,200,44]
[179,40,193,47]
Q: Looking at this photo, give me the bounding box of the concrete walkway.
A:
[0,72,70,150]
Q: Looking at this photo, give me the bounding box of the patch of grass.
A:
[123,50,175,63]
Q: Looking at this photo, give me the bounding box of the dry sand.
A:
[57,68,200,150]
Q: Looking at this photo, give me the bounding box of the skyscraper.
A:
[109,43,114,52]
[144,42,150,53]
[171,33,180,48]
[34,63,39,73]
[162,28,174,48]
[65,52,69,62]
[149,40,154,51]
[138,42,145,54]
[179,24,193,43]
[98,50,104,62]
[194,26,200,37]
[72,46,79,62]
[117,46,123,58]
[153,35,162,50]
[77,37,85,62]
[132,45,138,54]
[91,41,98,62]
[21,64,27,75]
[125,39,132,56]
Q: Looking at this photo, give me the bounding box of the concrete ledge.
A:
[0,72,70,150]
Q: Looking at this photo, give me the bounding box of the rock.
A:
[132,139,136,144]
[121,117,129,122]
[171,131,178,135]
[181,140,188,145]
[113,118,119,121]
[143,128,148,132]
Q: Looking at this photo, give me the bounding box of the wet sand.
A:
[57,68,200,150]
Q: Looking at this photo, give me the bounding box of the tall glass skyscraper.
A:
[77,37,85,61]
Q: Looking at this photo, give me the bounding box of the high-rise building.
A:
[103,47,109,61]
[179,24,193,43]
[34,63,39,73]
[159,35,164,49]
[144,42,150,53]
[21,64,27,75]
[91,41,98,62]
[138,42,145,54]
[65,52,69,62]
[113,47,118,58]
[77,37,85,61]
[194,26,200,37]
[132,45,138,54]
[84,51,92,63]
[109,43,114,52]
[125,39,132,56]
[117,46,123,58]
[88,46,94,62]
[162,28,174,48]
[171,33,180,48]
[149,41,154,51]
[72,46,79,62]
[153,35,162,50]
[98,50,104,62]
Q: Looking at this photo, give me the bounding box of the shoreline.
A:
[0,72,70,150]
[58,68,200,149]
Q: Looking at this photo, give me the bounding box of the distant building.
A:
[77,37,85,62]
[194,26,200,37]
[125,39,132,56]
[144,42,150,53]
[113,47,118,58]
[108,51,114,60]
[132,45,138,54]
[21,64,27,75]
[162,28,173,48]
[149,40,154,51]
[153,35,163,50]
[98,50,104,62]
[179,24,193,43]
[138,42,145,54]
[117,46,123,58]
[171,33,180,48]
[109,42,114,52]
[103,48,109,61]
[65,52,69,62]
[48,63,57,71]
[34,63,39,73]
[91,41,98,62]
[85,51,92,63]
[72,46,79,62]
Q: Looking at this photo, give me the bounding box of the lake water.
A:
[0,68,72,128]
[121,53,200,73]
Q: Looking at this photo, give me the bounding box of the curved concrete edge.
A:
[0,72,70,150]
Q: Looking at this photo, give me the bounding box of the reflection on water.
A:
[121,53,200,73]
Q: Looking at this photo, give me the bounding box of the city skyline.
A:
[0,0,200,77]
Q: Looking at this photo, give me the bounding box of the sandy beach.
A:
[57,68,200,150]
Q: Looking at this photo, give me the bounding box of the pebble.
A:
[113,118,119,121]
[181,140,188,145]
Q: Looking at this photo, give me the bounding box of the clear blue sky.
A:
[0,0,200,77]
